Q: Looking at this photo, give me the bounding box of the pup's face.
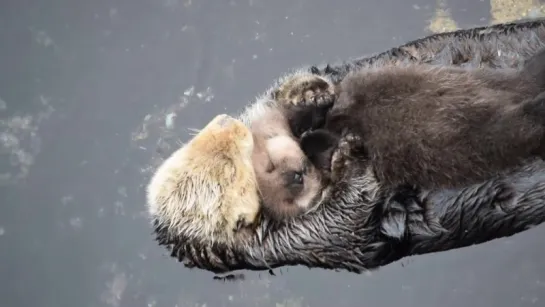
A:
[252,135,326,221]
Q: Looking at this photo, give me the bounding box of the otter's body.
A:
[328,55,545,190]
[148,19,545,275]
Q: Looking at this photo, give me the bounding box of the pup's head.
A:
[252,134,329,221]
[146,114,261,245]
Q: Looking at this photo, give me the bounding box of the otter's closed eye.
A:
[285,171,304,185]
[265,157,275,173]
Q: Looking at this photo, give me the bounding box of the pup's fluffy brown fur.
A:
[281,48,545,191]
[146,115,260,244]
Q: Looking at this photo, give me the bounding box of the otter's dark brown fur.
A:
[151,18,545,275]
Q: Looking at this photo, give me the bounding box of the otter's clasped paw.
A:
[330,132,360,179]
[274,73,336,107]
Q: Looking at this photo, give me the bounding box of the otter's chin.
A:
[146,114,261,245]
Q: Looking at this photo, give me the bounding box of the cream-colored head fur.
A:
[146,114,261,245]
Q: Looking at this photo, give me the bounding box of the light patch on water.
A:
[195,87,214,102]
[131,114,152,141]
[147,298,157,307]
[0,98,6,111]
[427,0,545,31]
[0,95,54,185]
[29,28,60,51]
[275,297,305,307]
[165,112,177,129]
[114,201,125,216]
[61,195,74,206]
[183,86,195,96]
[130,84,211,151]
[34,31,54,47]
[101,268,128,307]
[490,0,545,24]
[109,8,118,19]
[0,227,5,236]
[163,0,179,8]
[117,186,127,198]
[427,0,458,33]
[98,207,105,217]
[69,217,82,229]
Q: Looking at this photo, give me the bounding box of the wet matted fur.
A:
[149,18,545,274]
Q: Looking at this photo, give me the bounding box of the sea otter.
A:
[148,18,545,275]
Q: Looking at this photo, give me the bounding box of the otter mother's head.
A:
[146,114,261,246]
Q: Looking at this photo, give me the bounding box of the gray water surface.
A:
[2,0,545,306]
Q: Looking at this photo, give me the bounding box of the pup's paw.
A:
[330,132,360,179]
[273,73,336,107]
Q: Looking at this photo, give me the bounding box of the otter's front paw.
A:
[273,73,336,107]
[330,133,361,179]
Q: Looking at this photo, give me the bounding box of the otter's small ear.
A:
[300,129,340,171]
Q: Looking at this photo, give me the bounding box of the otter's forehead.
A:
[189,114,254,157]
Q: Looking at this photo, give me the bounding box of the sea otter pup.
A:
[275,48,545,192]
[248,104,331,221]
